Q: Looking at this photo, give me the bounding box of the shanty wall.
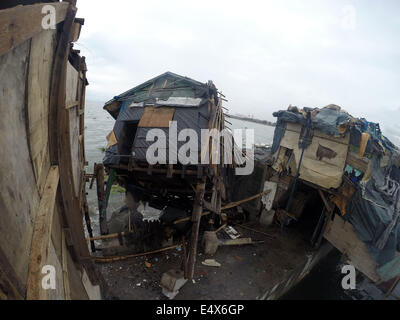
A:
[272,123,350,189]
[0,2,100,300]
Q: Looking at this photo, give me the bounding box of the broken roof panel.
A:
[104,71,216,119]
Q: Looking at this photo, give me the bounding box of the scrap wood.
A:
[173,189,272,225]
[93,244,182,263]
[215,224,227,233]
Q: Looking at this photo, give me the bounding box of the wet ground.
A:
[99,222,311,300]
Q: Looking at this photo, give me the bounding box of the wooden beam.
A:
[49,4,77,164]
[0,2,70,57]
[26,166,59,300]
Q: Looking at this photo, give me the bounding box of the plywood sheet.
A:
[278,123,350,189]
[138,106,175,128]
[324,216,380,282]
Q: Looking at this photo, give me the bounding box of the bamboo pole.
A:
[86,231,130,242]
[215,224,227,233]
[173,189,271,225]
[93,244,182,263]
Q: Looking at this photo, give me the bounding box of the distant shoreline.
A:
[226,114,276,127]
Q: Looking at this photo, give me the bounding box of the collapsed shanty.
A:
[95,72,399,296]
[97,72,249,280]
[268,104,400,282]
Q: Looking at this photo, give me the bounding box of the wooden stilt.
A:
[314,190,335,248]
[187,180,206,280]
[95,163,106,235]
[181,236,188,279]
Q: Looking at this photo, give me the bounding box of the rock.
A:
[160,269,187,292]
[203,231,219,255]
[161,288,179,300]
[202,259,221,267]
[260,209,275,226]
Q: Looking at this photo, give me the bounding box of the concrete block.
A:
[260,209,275,227]
[160,269,187,292]
[203,231,219,255]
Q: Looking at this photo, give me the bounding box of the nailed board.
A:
[138,106,175,128]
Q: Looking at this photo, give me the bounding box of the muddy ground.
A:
[98,221,313,300]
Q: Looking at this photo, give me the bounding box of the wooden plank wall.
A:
[0,1,101,300]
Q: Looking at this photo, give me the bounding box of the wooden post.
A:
[181,236,188,279]
[100,169,116,235]
[314,190,335,248]
[95,163,106,235]
[187,180,206,280]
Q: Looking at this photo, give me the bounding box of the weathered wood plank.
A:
[0,39,41,292]
[0,2,70,57]
[0,246,24,299]
[26,166,60,300]
[27,28,57,195]
[324,215,380,282]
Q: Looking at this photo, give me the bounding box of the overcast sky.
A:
[76,0,400,145]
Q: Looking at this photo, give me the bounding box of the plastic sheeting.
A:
[345,156,400,266]
[271,106,351,154]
